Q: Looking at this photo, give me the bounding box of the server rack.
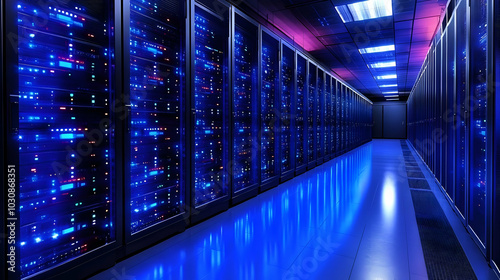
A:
[408,0,499,270]
[316,68,324,164]
[1,1,374,278]
[259,28,280,191]
[325,74,332,160]
[125,0,189,253]
[335,81,341,156]
[341,84,346,154]
[330,79,337,157]
[446,14,456,202]
[4,1,123,279]
[190,0,231,223]
[280,42,295,182]
[469,0,488,249]
[455,0,467,218]
[492,0,500,273]
[295,53,308,175]
[441,30,447,189]
[307,62,317,169]
[231,9,259,204]
[436,39,442,185]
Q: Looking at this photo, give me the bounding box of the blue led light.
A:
[58,61,73,68]
[60,183,74,191]
[62,227,74,234]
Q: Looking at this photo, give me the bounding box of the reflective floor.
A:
[89,140,490,280]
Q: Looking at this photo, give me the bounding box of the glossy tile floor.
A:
[90,140,495,280]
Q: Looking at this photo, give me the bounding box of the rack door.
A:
[260,30,280,190]
[128,0,186,237]
[191,3,230,219]
[280,44,295,181]
[307,63,317,169]
[232,12,259,202]
[295,54,307,174]
[7,1,117,278]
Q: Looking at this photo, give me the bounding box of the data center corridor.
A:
[89,140,495,280]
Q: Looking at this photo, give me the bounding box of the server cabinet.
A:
[455,0,467,217]
[280,43,295,181]
[469,0,488,247]
[347,89,351,150]
[446,16,456,201]
[307,62,317,169]
[190,2,230,222]
[260,29,280,190]
[126,0,187,248]
[440,31,447,187]
[325,74,332,160]
[4,1,119,278]
[493,0,500,271]
[231,11,259,203]
[295,54,307,175]
[435,39,442,184]
[335,82,341,155]
[316,68,324,164]
[331,79,337,156]
[341,84,346,153]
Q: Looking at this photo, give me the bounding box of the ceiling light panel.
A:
[377,74,397,80]
[359,44,395,54]
[336,0,393,23]
[370,61,396,68]
[379,84,398,87]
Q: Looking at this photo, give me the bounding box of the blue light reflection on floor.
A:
[90,140,427,280]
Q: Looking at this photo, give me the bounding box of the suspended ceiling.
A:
[235,0,448,102]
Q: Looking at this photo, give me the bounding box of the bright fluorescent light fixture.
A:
[384,95,399,98]
[379,84,398,88]
[336,0,393,23]
[359,45,395,54]
[386,98,400,101]
[377,74,397,80]
[370,61,396,68]
[383,92,398,95]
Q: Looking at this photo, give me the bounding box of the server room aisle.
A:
[89,140,478,280]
